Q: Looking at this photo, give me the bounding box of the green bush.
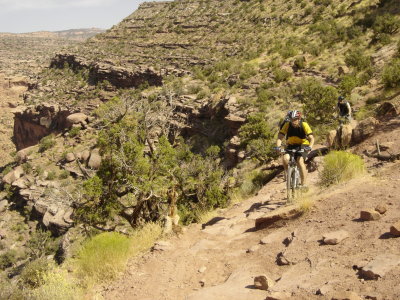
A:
[239,113,275,162]
[382,58,400,88]
[273,68,291,83]
[373,14,400,35]
[319,151,365,186]
[345,48,371,71]
[339,75,359,96]
[26,229,59,260]
[297,78,338,124]
[30,269,80,300]
[0,250,17,270]
[68,127,81,138]
[76,232,131,282]
[39,135,56,153]
[20,258,51,288]
[294,56,306,70]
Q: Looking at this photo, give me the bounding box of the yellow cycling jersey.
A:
[279,121,313,145]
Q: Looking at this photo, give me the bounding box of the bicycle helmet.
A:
[289,110,301,120]
[338,95,344,101]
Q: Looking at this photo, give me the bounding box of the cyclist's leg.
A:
[282,154,289,174]
[296,156,307,186]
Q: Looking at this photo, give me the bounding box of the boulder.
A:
[88,149,101,169]
[81,150,91,162]
[2,166,24,185]
[358,254,400,280]
[352,117,378,144]
[66,113,88,126]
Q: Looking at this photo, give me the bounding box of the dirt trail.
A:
[103,123,400,300]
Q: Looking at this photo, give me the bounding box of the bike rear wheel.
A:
[287,166,294,202]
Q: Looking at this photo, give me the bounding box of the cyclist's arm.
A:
[276,133,285,147]
[307,134,314,148]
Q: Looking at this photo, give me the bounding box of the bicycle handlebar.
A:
[274,147,308,153]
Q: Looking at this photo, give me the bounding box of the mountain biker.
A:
[337,96,352,122]
[275,110,314,189]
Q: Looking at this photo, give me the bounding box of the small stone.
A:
[331,291,363,300]
[322,230,349,245]
[198,266,206,273]
[374,204,387,214]
[199,279,205,287]
[276,252,290,266]
[246,245,260,253]
[389,221,400,237]
[254,274,274,291]
[360,209,381,221]
[88,149,102,169]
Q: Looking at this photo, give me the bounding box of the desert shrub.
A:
[46,171,56,180]
[68,127,80,138]
[26,229,59,260]
[297,78,338,124]
[75,224,161,283]
[29,269,80,300]
[319,151,365,186]
[339,75,359,96]
[239,113,275,162]
[294,56,306,70]
[373,14,400,35]
[0,275,25,300]
[345,48,371,71]
[39,135,56,153]
[382,58,400,88]
[76,232,132,282]
[239,63,257,80]
[20,258,51,288]
[76,113,228,227]
[0,249,17,270]
[59,170,70,179]
[273,68,291,83]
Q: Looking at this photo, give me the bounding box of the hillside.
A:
[0,0,400,298]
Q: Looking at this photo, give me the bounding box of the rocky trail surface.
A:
[102,123,400,300]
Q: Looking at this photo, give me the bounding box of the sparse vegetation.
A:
[382,58,400,88]
[39,135,56,153]
[319,151,365,187]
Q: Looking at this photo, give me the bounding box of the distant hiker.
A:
[275,110,314,189]
[337,96,352,123]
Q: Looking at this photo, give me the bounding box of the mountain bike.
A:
[275,147,307,202]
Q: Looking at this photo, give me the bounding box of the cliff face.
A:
[13,104,71,150]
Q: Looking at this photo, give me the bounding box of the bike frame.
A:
[281,148,304,201]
